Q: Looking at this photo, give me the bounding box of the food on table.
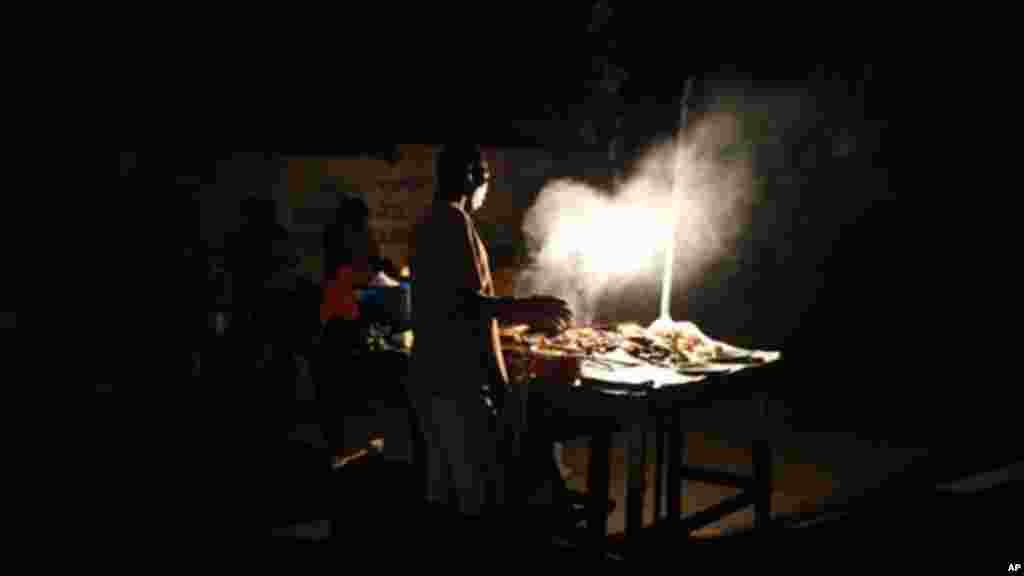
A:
[504,319,773,375]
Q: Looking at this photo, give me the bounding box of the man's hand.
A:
[513,295,573,334]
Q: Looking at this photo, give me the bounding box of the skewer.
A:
[657,76,697,328]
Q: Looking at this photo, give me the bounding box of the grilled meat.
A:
[503,320,764,371]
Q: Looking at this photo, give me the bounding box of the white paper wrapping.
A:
[580,361,705,388]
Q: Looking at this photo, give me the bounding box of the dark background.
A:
[110,6,1023,553]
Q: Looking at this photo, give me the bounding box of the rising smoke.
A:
[515,114,755,325]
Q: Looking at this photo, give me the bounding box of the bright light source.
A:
[518,115,753,325]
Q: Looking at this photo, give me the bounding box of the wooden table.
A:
[507,360,780,558]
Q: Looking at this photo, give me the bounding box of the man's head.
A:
[434,145,491,211]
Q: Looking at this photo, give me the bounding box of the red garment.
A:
[320,265,360,323]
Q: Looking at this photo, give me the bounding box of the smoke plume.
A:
[515,114,754,325]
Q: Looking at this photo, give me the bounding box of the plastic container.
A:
[356,284,412,328]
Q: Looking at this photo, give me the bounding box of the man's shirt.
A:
[409,203,508,399]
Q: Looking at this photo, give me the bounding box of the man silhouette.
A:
[408,145,571,519]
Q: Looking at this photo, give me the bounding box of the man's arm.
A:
[458,290,572,332]
[458,290,515,322]
[428,208,515,322]
[435,208,570,328]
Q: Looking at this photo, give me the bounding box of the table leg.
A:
[626,427,646,538]
[753,396,772,530]
[587,429,611,557]
[655,421,667,523]
[667,412,687,522]
[753,440,772,529]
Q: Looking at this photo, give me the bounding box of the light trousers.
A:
[415,395,505,517]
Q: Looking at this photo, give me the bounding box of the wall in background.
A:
[281,145,436,282]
